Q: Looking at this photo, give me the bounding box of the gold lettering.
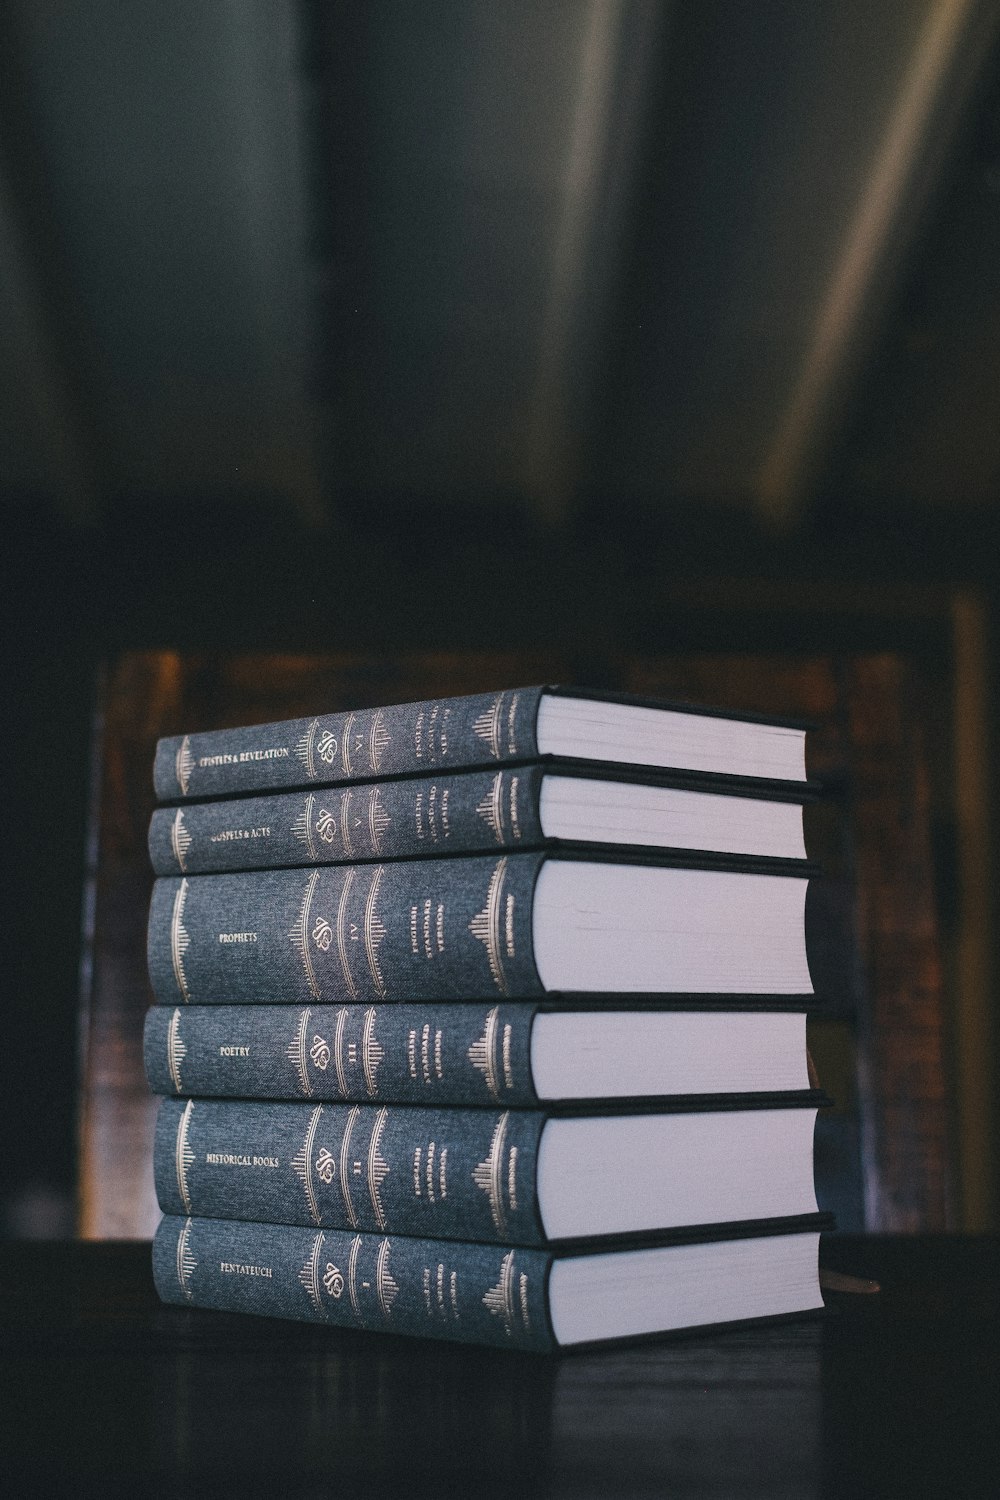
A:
[209,826,270,844]
[505,893,515,957]
[237,748,289,763]
[205,1153,279,1167]
[509,775,520,840]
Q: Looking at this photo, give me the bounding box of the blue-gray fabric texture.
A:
[153,1215,555,1351]
[154,1097,546,1245]
[147,853,545,1005]
[144,1001,540,1106]
[154,687,545,800]
[148,765,547,874]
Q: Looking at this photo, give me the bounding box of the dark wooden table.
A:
[2,1235,996,1497]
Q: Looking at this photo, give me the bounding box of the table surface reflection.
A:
[2,1235,996,1498]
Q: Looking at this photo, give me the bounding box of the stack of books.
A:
[145,685,832,1352]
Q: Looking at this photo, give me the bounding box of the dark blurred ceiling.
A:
[2,0,1000,535]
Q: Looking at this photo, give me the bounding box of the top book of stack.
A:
[154,685,811,803]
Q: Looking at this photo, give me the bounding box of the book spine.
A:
[154,1097,546,1246]
[154,1214,555,1351]
[154,687,545,801]
[146,853,545,1006]
[144,1002,541,1106]
[148,766,546,876]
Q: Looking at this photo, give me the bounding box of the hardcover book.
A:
[146,852,822,1007]
[144,1001,813,1107]
[148,762,816,876]
[153,1215,827,1352]
[154,685,810,802]
[153,1094,824,1246]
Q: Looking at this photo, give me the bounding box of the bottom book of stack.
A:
[154,1215,827,1353]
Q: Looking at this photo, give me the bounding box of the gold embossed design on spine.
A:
[339,1106,361,1228]
[286,1007,313,1097]
[170,809,192,872]
[518,1268,531,1331]
[289,870,322,999]
[329,868,357,999]
[362,1008,384,1097]
[475,773,506,844]
[347,1233,363,1318]
[289,1110,325,1224]
[175,1100,196,1214]
[363,867,388,996]
[175,735,194,796]
[333,1006,350,1096]
[367,1107,391,1229]
[291,1105,325,1225]
[375,1238,399,1318]
[341,712,356,778]
[334,869,359,999]
[339,788,355,861]
[295,718,321,781]
[176,1217,197,1300]
[167,1008,187,1093]
[369,708,390,772]
[468,858,511,994]
[472,1111,510,1234]
[472,694,505,758]
[368,786,390,855]
[506,691,521,756]
[292,794,319,862]
[483,1249,518,1336]
[298,1231,326,1315]
[468,1006,501,1102]
[170,879,192,1003]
